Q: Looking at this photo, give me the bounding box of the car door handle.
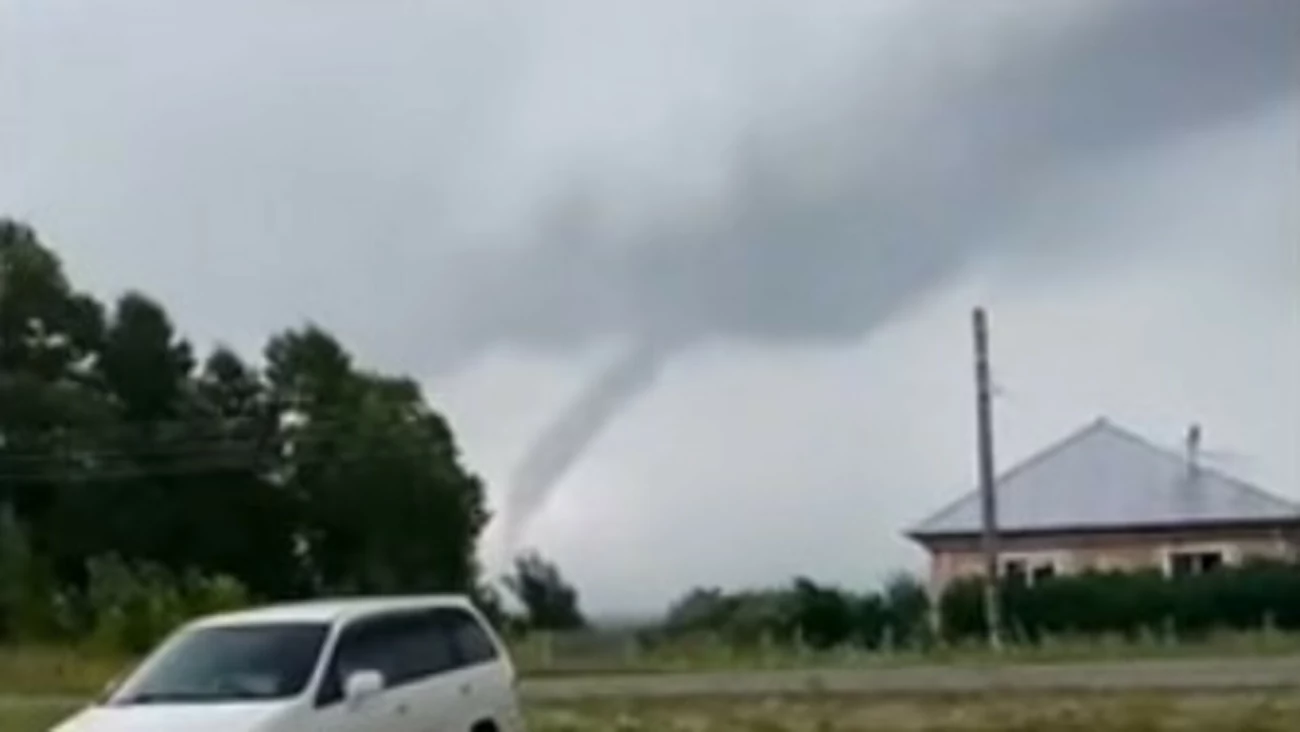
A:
[459,684,472,696]
[395,702,409,716]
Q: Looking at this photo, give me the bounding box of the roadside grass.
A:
[513,629,1300,676]
[0,699,80,732]
[0,646,128,698]
[522,692,1300,730]
[6,692,1299,732]
[6,630,1300,697]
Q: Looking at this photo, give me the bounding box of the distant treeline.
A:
[651,574,933,651]
[650,561,1300,652]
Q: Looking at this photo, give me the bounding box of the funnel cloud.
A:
[502,341,670,551]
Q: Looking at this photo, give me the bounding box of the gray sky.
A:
[3,0,1297,615]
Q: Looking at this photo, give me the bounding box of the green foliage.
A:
[505,552,588,631]
[660,574,932,652]
[0,218,491,646]
[883,572,932,649]
[0,507,58,640]
[940,562,1300,644]
[78,555,253,654]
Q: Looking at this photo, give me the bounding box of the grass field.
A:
[0,647,125,697]
[526,693,1300,730]
[6,631,1300,697]
[7,692,1300,732]
[512,629,1300,676]
[7,636,1300,731]
[1,701,75,732]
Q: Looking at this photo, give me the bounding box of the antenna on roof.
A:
[1186,423,1202,478]
[1185,426,1253,472]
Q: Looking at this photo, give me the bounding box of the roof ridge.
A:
[907,417,1113,535]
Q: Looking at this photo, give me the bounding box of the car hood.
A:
[54,701,291,732]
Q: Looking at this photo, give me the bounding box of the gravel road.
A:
[522,656,1300,700]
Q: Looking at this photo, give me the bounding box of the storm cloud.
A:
[428,0,1298,358]
[485,0,1299,539]
[3,0,1297,563]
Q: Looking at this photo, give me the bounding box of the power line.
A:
[0,404,451,462]
[0,426,468,484]
[0,396,441,441]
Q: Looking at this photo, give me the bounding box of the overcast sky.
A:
[3,0,1297,615]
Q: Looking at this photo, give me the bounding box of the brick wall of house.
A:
[922,524,1300,599]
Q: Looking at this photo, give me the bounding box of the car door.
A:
[395,609,477,732]
[311,612,456,732]
[437,607,520,728]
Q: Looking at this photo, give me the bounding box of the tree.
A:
[0,505,48,639]
[96,292,194,422]
[266,327,488,595]
[55,293,198,572]
[0,217,495,632]
[178,347,302,597]
[883,571,931,647]
[504,552,587,631]
[663,587,733,633]
[0,220,105,379]
[0,219,107,551]
[790,577,855,649]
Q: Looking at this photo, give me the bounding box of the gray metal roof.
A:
[909,419,1299,539]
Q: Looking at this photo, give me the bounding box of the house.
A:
[907,418,1300,598]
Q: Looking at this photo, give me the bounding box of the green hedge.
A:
[940,561,1300,643]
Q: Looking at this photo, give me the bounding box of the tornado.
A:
[501,341,669,552]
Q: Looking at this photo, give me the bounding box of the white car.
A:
[52,595,526,732]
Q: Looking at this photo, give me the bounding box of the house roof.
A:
[908,419,1299,540]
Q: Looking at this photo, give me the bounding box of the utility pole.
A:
[972,307,1003,651]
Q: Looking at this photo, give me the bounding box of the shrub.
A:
[82,555,251,654]
[939,561,1300,644]
[0,507,66,642]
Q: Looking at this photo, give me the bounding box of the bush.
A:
[658,574,933,652]
[81,555,251,654]
[939,561,1300,644]
[2,529,253,655]
[0,507,68,642]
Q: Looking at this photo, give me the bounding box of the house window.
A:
[1168,549,1225,578]
[1003,559,1028,582]
[1031,563,1057,584]
[1001,555,1060,586]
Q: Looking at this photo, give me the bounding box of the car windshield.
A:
[109,622,330,706]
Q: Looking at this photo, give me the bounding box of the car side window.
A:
[316,611,457,707]
[400,612,459,681]
[437,608,499,667]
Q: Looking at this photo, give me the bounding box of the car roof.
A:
[188,595,475,629]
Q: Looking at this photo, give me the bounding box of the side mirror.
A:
[343,670,384,709]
